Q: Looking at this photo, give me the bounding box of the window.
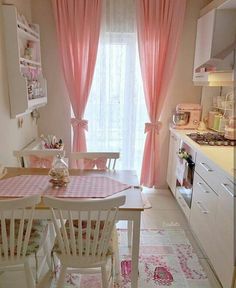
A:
[84,0,148,174]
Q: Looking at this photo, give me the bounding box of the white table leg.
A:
[131,211,141,288]
[128,220,132,247]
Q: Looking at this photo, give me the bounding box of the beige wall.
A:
[0,0,38,166]
[31,0,71,155]
[31,0,211,187]
[158,0,211,187]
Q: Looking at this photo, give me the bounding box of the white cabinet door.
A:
[193,8,236,85]
[190,172,218,263]
[212,176,235,288]
[166,132,180,195]
[194,10,215,71]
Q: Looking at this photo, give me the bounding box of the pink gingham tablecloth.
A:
[0,175,130,198]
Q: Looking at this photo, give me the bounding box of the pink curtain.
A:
[52,0,102,154]
[136,0,186,187]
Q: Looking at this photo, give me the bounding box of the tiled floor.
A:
[0,188,222,288]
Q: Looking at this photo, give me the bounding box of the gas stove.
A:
[187,132,236,146]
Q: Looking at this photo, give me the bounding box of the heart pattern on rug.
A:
[50,229,212,288]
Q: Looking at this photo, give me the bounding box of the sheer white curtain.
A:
[84,0,148,174]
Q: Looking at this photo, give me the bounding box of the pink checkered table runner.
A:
[0,175,130,198]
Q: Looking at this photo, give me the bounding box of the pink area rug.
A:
[51,229,212,288]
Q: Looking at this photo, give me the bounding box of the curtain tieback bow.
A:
[29,155,53,168]
[145,121,162,134]
[71,118,88,131]
[84,157,108,170]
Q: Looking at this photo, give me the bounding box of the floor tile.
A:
[144,192,179,210]
[141,208,189,230]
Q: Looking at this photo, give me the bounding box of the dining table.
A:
[0,167,144,288]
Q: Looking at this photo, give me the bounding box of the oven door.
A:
[176,142,196,209]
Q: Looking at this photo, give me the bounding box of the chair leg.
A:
[113,252,121,285]
[57,265,67,288]
[24,259,35,288]
[101,264,109,288]
[43,241,52,271]
[128,221,132,248]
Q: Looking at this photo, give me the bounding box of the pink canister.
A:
[229,117,236,128]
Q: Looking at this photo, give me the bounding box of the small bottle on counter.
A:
[218,116,228,133]
[208,111,218,129]
[213,114,221,131]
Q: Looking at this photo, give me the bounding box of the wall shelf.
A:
[20,57,41,67]
[17,21,39,39]
[17,26,39,42]
[2,5,47,118]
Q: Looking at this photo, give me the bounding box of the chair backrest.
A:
[43,195,125,264]
[0,165,7,179]
[0,195,41,262]
[13,149,65,168]
[70,152,120,170]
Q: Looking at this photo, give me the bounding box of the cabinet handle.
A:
[200,162,213,172]
[197,182,210,193]
[197,182,218,196]
[196,201,208,214]
[221,183,234,197]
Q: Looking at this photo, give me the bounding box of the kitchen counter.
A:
[168,127,235,288]
[170,127,235,182]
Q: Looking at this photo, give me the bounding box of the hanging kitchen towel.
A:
[176,158,188,186]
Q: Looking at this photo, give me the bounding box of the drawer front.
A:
[190,173,218,261]
[217,175,235,197]
[195,153,219,193]
[195,152,235,196]
[191,172,235,288]
[212,183,234,288]
[192,172,218,214]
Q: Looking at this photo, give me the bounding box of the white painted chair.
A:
[70,152,120,170]
[70,151,132,247]
[43,195,126,288]
[13,149,65,168]
[0,165,7,179]
[0,195,51,288]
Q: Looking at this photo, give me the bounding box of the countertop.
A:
[170,127,235,182]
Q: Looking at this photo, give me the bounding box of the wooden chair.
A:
[43,195,126,288]
[0,195,51,288]
[70,151,132,247]
[13,149,65,168]
[70,152,120,170]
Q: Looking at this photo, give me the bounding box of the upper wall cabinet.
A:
[2,5,47,118]
[193,2,236,86]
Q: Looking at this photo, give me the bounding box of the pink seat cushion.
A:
[83,157,107,170]
[29,155,53,168]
